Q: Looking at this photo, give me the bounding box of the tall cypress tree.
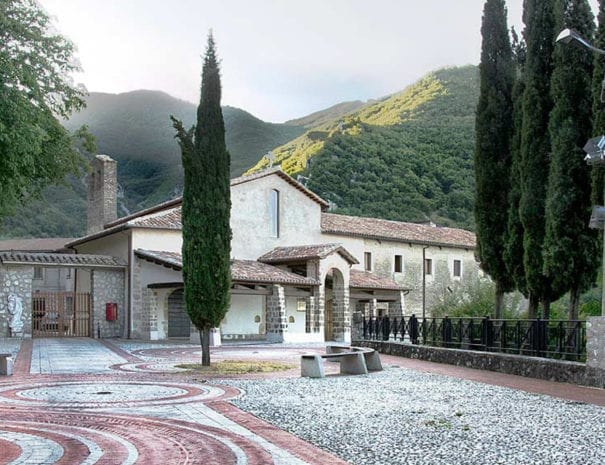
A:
[505,28,529,302]
[592,0,605,316]
[518,0,556,318]
[474,0,515,318]
[544,0,597,320]
[172,33,232,365]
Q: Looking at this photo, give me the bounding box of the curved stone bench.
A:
[301,345,382,378]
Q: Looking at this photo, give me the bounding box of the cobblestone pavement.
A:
[1,337,604,464]
[0,338,347,465]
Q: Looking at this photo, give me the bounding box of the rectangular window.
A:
[364,252,372,271]
[66,268,72,279]
[394,255,403,273]
[269,189,280,237]
[33,267,43,280]
[453,260,462,278]
[424,258,432,276]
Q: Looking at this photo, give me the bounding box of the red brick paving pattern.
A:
[3,339,605,465]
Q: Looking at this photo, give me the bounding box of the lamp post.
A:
[557,28,605,316]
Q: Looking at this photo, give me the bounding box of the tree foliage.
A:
[474,0,515,317]
[302,67,479,230]
[172,33,231,366]
[518,0,556,317]
[504,28,529,298]
[0,0,86,218]
[543,0,598,319]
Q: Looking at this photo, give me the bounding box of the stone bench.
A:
[301,345,382,378]
[0,353,13,376]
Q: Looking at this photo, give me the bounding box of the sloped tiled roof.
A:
[129,206,182,229]
[0,238,74,252]
[321,213,476,249]
[232,260,318,286]
[349,269,404,291]
[134,249,319,286]
[258,243,358,265]
[0,252,126,268]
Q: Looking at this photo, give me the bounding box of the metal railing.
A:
[362,315,586,362]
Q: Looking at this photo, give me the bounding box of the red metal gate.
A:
[32,292,91,337]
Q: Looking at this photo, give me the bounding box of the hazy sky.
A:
[39,0,599,123]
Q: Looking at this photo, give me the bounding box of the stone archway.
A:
[324,268,345,341]
[167,289,190,338]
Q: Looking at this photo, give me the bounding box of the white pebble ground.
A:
[227,366,605,465]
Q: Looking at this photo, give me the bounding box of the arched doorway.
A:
[324,268,344,341]
[167,289,191,337]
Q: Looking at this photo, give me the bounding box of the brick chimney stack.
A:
[87,154,117,234]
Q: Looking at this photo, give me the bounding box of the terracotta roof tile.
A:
[258,243,358,264]
[130,207,182,229]
[0,252,125,267]
[134,249,319,286]
[349,269,403,290]
[321,213,476,249]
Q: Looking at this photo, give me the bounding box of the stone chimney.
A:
[87,154,117,234]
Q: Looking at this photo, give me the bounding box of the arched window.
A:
[269,189,280,237]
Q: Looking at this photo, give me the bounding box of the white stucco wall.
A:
[131,229,182,253]
[221,294,265,339]
[321,232,478,316]
[231,175,325,259]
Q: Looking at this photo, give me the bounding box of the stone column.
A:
[369,299,378,318]
[0,266,33,338]
[587,317,605,370]
[266,284,287,342]
[91,269,125,339]
[388,292,404,319]
[332,278,350,343]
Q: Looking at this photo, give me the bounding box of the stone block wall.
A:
[91,269,125,338]
[142,288,159,340]
[266,284,286,342]
[0,266,34,337]
[587,316,605,370]
[355,339,601,387]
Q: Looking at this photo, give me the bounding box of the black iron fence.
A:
[362,315,586,362]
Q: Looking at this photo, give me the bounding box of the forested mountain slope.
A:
[248,66,480,229]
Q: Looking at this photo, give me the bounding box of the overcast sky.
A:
[39,0,599,123]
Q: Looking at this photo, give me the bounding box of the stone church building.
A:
[0,155,477,343]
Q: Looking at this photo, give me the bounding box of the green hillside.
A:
[0,91,304,238]
[285,100,365,128]
[248,66,479,229]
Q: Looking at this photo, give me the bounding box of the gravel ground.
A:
[226,366,605,465]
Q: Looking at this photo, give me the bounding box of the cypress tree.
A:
[592,0,605,315]
[172,33,232,365]
[474,0,515,318]
[504,28,529,302]
[518,0,556,318]
[544,0,597,320]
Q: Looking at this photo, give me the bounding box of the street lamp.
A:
[557,28,605,316]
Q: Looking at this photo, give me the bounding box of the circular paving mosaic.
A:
[0,410,269,465]
[0,381,230,408]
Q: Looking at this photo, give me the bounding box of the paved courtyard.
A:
[0,337,604,464]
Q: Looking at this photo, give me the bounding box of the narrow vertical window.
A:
[453,260,462,278]
[424,258,432,276]
[269,189,280,237]
[364,252,372,271]
[33,267,43,280]
[394,255,403,273]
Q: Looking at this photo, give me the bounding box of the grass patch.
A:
[175,360,294,374]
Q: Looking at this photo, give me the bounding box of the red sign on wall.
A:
[105,303,118,321]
